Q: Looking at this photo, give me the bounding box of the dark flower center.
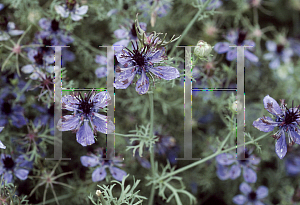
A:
[41,75,54,91]
[42,38,52,52]
[248,191,257,201]
[283,103,300,126]
[276,44,284,54]
[34,52,44,65]
[3,156,15,170]
[1,102,12,115]
[130,23,137,38]
[51,20,59,32]
[237,31,247,45]
[66,0,76,11]
[75,92,95,116]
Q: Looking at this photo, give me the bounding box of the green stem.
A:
[148,92,155,205]
[158,132,269,181]
[168,0,213,57]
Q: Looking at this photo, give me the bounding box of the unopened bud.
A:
[96,190,101,197]
[194,40,212,58]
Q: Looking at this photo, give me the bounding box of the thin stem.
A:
[168,0,213,57]
[158,132,269,181]
[148,92,155,205]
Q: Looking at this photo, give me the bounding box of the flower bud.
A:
[194,40,212,58]
[96,190,101,197]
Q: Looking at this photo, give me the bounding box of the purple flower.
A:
[155,133,179,164]
[0,88,27,128]
[288,38,300,57]
[0,17,24,41]
[80,148,126,182]
[55,1,88,21]
[0,154,31,183]
[57,91,115,146]
[253,95,300,159]
[233,182,268,205]
[114,42,180,94]
[216,149,260,183]
[263,40,293,69]
[214,30,259,63]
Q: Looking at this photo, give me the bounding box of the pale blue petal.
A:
[275,131,287,159]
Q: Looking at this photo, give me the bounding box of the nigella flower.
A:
[253,95,300,159]
[114,41,180,94]
[0,88,27,128]
[263,40,293,69]
[214,30,259,63]
[233,182,268,205]
[80,148,126,182]
[154,133,179,164]
[0,127,6,149]
[137,0,172,18]
[0,154,31,183]
[57,91,115,146]
[216,149,260,183]
[55,0,88,21]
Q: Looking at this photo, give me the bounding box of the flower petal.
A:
[15,168,29,180]
[95,55,107,64]
[243,167,257,183]
[135,71,150,95]
[226,48,237,61]
[76,120,95,146]
[252,116,277,132]
[150,66,180,80]
[244,49,258,63]
[263,95,283,116]
[92,113,115,134]
[114,29,128,39]
[214,42,230,54]
[0,141,6,149]
[266,41,277,52]
[216,153,235,165]
[263,52,275,60]
[55,5,69,18]
[114,69,136,89]
[239,182,252,195]
[256,186,268,199]
[21,64,34,74]
[216,164,230,180]
[232,195,247,205]
[269,57,280,70]
[109,166,126,181]
[92,91,111,109]
[275,131,287,159]
[229,164,241,179]
[3,172,13,183]
[92,167,106,182]
[76,5,88,15]
[62,95,79,111]
[80,156,99,167]
[57,115,80,131]
[71,13,83,21]
[290,129,300,145]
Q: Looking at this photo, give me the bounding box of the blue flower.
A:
[55,0,88,21]
[216,149,260,183]
[0,15,24,41]
[155,133,179,164]
[253,95,300,159]
[32,103,54,135]
[137,0,172,18]
[0,154,31,183]
[263,40,293,69]
[80,148,126,182]
[214,30,259,63]
[114,42,180,94]
[57,91,115,146]
[0,88,27,128]
[233,182,268,205]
